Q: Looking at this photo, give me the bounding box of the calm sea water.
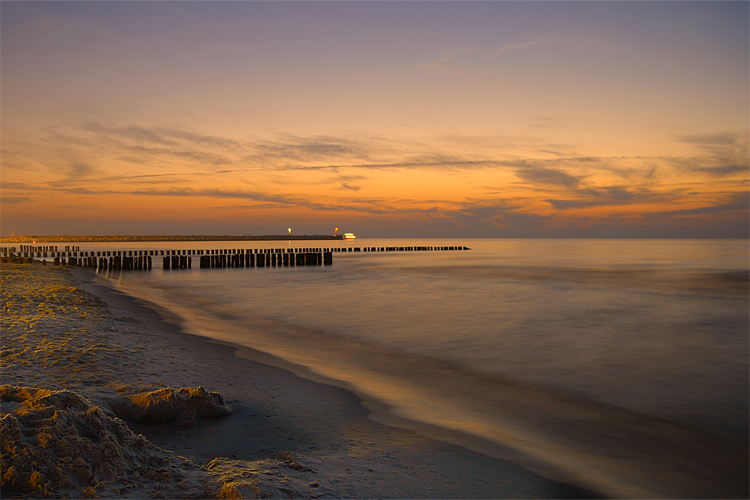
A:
[91,238,748,494]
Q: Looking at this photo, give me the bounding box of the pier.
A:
[0,244,470,271]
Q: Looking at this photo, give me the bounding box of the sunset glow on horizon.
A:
[2,1,748,238]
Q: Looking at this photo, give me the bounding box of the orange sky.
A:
[1,2,747,237]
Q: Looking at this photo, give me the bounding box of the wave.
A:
[394,263,750,296]
[107,274,749,498]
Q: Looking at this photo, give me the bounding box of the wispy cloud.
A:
[546,186,663,210]
[328,174,367,192]
[646,191,749,218]
[81,122,241,149]
[515,165,582,188]
[248,135,371,163]
[45,170,258,187]
[128,146,233,166]
[414,38,552,73]
[4,119,747,239]
[45,122,246,168]
[1,196,33,205]
[414,48,476,72]
[527,116,568,131]
[121,187,405,216]
[676,133,740,147]
[696,164,748,177]
[673,132,749,177]
[23,121,742,184]
[66,160,96,180]
[495,39,551,55]
[415,55,455,72]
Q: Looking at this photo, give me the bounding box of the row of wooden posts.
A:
[9,245,80,253]
[1,245,469,259]
[1,244,470,271]
[196,251,332,269]
[27,251,334,271]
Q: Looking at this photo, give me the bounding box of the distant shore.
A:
[0,234,343,243]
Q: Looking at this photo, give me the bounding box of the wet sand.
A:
[1,262,597,499]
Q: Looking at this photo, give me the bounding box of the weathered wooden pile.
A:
[197,249,332,269]
[0,248,333,270]
[1,244,470,271]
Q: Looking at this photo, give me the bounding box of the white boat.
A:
[344,232,356,240]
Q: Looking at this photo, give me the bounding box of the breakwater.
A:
[0,234,344,244]
[0,245,470,271]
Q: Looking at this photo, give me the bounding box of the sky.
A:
[1,1,748,238]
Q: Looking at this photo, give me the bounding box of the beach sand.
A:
[1,262,597,499]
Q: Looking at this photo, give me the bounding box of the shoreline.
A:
[2,262,598,499]
[91,272,586,490]
[82,268,601,497]
[98,264,750,499]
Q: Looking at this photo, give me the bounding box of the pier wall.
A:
[0,245,470,270]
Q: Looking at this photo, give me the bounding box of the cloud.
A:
[700,164,748,177]
[21,123,627,184]
[515,165,582,188]
[414,39,550,73]
[46,171,210,187]
[414,48,475,72]
[248,135,370,163]
[158,128,241,149]
[676,133,740,147]
[128,146,233,165]
[673,131,749,177]
[81,122,241,149]
[415,55,455,72]
[439,202,556,237]
[438,187,748,238]
[66,160,96,180]
[123,187,358,214]
[648,191,749,218]
[331,174,367,183]
[495,39,551,55]
[82,123,173,145]
[527,116,567,131]
[6,121,746,236]
[0,196,33,205]
[43,122,244,168]
[545,186,660,209]
[352,159,497,171]
[252,158,501,173]
[130,187,291,203]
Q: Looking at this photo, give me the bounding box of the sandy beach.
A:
[1,262,599,499]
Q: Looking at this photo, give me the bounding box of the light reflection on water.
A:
[99,239,749,436]
[100,239,748,495]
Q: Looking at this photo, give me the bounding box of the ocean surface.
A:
[89,238,747,493]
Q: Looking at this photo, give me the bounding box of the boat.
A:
[344,232,356,240]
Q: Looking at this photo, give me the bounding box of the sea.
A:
[81,238,747,494]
